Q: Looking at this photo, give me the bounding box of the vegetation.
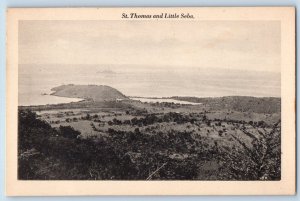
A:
[171,96,281,114]
[219,121,281,180]
[51,84,128,101]
[18,105,281,180]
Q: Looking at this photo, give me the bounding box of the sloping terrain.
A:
[171,96,281,114]
[51,84,127,101]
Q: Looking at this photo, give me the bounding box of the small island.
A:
[51,84,127,101]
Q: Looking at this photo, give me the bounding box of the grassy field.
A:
[19,97,281,180]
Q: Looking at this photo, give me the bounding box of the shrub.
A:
[59,125,81,139]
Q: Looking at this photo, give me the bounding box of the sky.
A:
[19,20,281,72]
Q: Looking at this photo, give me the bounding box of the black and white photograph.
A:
[17,19,282,181]
[6,7,295,195]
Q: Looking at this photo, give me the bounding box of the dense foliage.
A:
[171,96,281,114]
[18,109,280,180]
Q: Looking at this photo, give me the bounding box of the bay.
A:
[19,64,281,106]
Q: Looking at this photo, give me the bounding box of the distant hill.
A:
[171,96,281,114]
[51,84,127,101]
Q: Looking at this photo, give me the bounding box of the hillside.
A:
[51,84,127,101]
[19,102,281,180]
[171,96,281,114]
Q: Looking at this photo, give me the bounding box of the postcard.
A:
[6,7,295,195]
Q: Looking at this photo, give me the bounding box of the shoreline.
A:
[18,95,281,116]
[19,94,281,108]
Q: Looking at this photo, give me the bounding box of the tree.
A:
[59,126,81,139]
[222,121,281,180]
[18,110,52,151]
[85,113,91,120]
[134,128,140,134]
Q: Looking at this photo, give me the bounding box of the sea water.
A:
[19,64,281,106]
